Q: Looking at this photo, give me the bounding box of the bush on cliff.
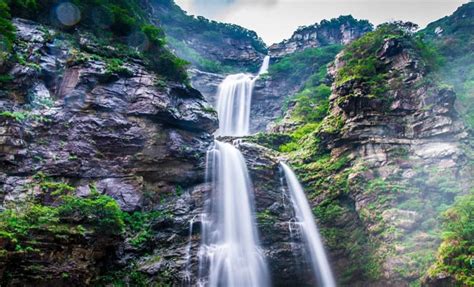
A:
[0,0,15,66]
[1,0,189,82]
[427,192,474,286]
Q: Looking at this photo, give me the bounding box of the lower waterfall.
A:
[198,140,270,287]
[281,162,336,287]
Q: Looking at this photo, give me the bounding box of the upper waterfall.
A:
[258,55,270,75]
[215,57,270,136]
[281,162,336,287]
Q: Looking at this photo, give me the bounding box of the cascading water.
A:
[280,162,336,287]
[258,55,270,75]
[199,141,270,287]
[197,57,271,286]
[216,55,270,136]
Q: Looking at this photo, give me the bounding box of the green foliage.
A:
[122,210,171,248]
[420,2,474,130]
[144,49,189,83]
[59,194,124,235]
[313,201,345,224]
[269,45,342,84]
[0,0,15,64]
[0,111,28,121]
[428,192,474,286]
[291,84,331,123]
[335,24,402,98]
[141,24,165,47]
[246,132,292,151]
[105,58,133,77]
[0,176,125,252]
[155,0,266,54]
[2,0,188,83]
[93,268,151,287]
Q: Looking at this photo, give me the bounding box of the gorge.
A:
[0,0,473,287]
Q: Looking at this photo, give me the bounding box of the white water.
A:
[258,55,270,75]
[281,162,336,287]
[215,56,270,136]
[199,141,270,287]
[215,74,254,136]
[197,57,271,286]
[183,215,197,286]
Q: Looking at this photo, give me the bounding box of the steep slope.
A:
[420,2,474,131]
[269,15,372,59]
[191,16,373,133]
[147,0,267,73]
[0,1,218,285]
[253,22,472,286]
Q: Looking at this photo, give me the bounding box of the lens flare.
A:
[127,32,150,52]
[56,2,81,26]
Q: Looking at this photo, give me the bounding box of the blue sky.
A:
[175,0,468,44]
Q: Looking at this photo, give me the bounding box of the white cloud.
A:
[175,0,469,44]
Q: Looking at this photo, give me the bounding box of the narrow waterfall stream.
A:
[281,162,336,287]
[198,57,271,286]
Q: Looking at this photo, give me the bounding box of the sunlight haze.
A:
[175,0,469,44]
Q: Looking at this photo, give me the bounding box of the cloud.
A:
[188,0,277,17]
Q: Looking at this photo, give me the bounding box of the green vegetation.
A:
[0,0,189,82]
[420,2,474,130]
[269,45,342,84]
[93,267,152,287]
[148,0,267,72]
[336,22,443,102]
[122,210,171,248]
[427,192,474,286]
[0,0,15,65]
[0,111,29,121]
[0,177,124,252]
[105,58,133,78]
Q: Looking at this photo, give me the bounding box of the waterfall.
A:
[199,141,270,287]
[258,55,270,75]
[215,55,270,136]
[280,162,336,287]
[197,57,271,286]
[215,74,254,136]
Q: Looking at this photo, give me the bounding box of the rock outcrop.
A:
[269,15,372,59]
[189,69,303,133]
[147,0,267,72]
[309,26,471,286]
[0,18,217,285]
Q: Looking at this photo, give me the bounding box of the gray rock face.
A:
[316,34,471,285]
[146,0,267,72]
[189,69,303,133]
[0,18,218,284]
[269,16,372,59]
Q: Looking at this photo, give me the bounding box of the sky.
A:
[174,0,469,45]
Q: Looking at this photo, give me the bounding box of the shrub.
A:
[427,192,474,286]
[141,24,165,47]
[0,0,15,64]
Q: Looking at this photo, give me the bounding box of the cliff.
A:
[269,15,372,59]
[0,17,217,285]
[255,22,472,286]
[147,0,267,73]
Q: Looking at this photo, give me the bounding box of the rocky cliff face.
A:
[0,18,217,285]
[269,16,372,59]
[189,69,302,133]
[147,0,267,73]
[303,26,471,286]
